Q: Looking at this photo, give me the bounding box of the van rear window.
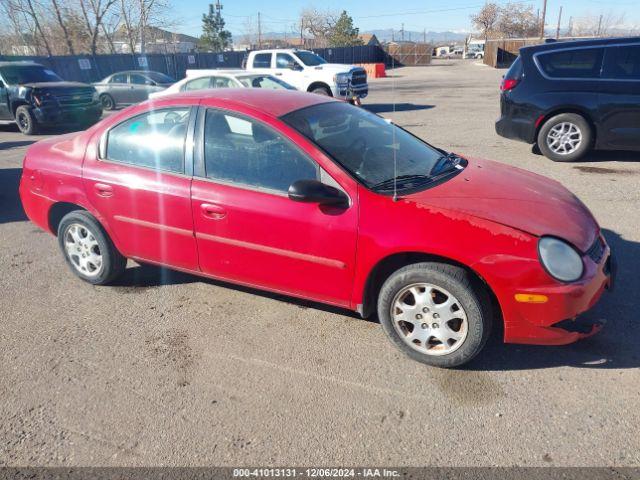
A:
[537,48,604,79]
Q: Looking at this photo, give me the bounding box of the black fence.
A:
[0,46,390,83]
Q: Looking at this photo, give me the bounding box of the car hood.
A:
[405,157,599,252]
[20,81,93,89]
[309,63,362,74]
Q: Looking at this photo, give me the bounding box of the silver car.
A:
[93,70,175,110]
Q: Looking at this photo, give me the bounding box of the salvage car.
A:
[496,37,640,162]
[0,61,102,135]
[149,69,295,100]
[94,70,175,110]
[19,89,614,367]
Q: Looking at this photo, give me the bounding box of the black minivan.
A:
[495,37,640,162]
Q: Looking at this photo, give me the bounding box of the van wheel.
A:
[537,113,592,162]
[377,263,492,368]
[57,210,126,285]
[311,86,331,96]
[15,106,38,135]
[100,93,115,111]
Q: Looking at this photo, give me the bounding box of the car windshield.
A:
[145,72,175,83]
[0,65,62,85]
[237,75,296,90]
[281,102,463,192]
[294,51,327,66]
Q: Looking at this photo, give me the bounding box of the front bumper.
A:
[503,244,614,346]
[334,83,368,99]
[33,103,102,126]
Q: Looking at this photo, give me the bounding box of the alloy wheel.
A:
[64,223,103,277]
[391,283,468,356]
[546,122,582,155]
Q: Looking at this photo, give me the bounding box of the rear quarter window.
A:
[536,47,604,79]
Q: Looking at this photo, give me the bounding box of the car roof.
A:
[185,69,243,77]
[156,88,335,118]
[521,36,640,54]
[108,70,166,76]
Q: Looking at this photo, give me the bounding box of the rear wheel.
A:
[15,106,38,135]
[537,113,592,162]
[57,210,126,285]
[100,93,115,111]
[377,262,492,368]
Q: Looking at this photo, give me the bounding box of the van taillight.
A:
[500,78,519,92]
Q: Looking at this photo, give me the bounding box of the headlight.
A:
[334,73,349,84]
[538,236,584,282]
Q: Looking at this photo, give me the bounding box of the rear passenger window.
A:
[110,74,127,83]
[603,46,640,79]
[183,77,212,91]
[537,48,604,79]
[203,109,319,193]
[106,108,190,173]
[252,53,272,69]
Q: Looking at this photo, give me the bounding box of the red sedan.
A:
[19,89,614,367]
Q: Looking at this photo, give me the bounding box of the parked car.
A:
[0,61,102,135]
[19,89,614,368]
[245,49,368,103]
[496,37,640,162]
[148,69,295,100]
[93,70,175,110]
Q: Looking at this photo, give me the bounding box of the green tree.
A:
[328,11,363,47]
[199,3,232,51]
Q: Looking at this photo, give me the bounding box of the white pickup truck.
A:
[245,49,368,102]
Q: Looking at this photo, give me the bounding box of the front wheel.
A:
[57,210,126,285]
[537,113,592,162]
[100,93,115,111]
[15,106,38,135]
[377,263,492,368]
[311,86,331,96]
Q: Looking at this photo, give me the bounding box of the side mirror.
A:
[288,61,301,71]
[288,179,348,207]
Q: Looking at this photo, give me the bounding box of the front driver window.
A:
[203,109,319,193]
[106,108,190,173]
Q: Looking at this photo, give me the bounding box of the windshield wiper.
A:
[371,174,433,192]
[431,152,462,176]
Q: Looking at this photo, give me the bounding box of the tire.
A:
[100,93,115,111]
[377,262,492,368]
[310,86,331,96]
[537,113,592,162]
[57,210,126,285]
[15,105,38,135]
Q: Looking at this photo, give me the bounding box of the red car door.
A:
[83,106,199,270]
[190,107,358,307]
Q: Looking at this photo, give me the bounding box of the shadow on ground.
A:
[364,103,435,114]
[468,228,638,371]
[532,145,640,163]
[0,168,27,224]
[0,140,35,150]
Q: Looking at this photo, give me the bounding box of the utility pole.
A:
[539,0,547,39]
[423,28,426,44]
[401,23,405,42]
[300,19,304,47]
[556,6,563,39]
[258,11,262,47]
[567,16,573,37]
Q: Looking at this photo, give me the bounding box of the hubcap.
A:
[547,122,582,155]
[64,223,103,277]
[391,283,468,356]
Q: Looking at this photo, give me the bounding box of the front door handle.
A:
[94,182,113,197]
[275,72,283,76]
[201,203,227,220]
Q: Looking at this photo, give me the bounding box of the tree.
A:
[299,7,338,47]
[77,0,119,55]
[470,3,499,40]
[329,10,362,47]
[497,3,539,38]
[199,2,231,52]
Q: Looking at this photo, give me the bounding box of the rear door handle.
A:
[200,203,227,220]
[94,182,113,197]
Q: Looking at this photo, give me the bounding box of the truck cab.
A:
[0,61,102,135]
[245,49,368,102]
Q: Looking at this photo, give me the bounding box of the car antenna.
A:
[391,53,398,202]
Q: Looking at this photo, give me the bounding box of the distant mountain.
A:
[365,29,468,43]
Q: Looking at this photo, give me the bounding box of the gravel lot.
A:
[1,59,639,467]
